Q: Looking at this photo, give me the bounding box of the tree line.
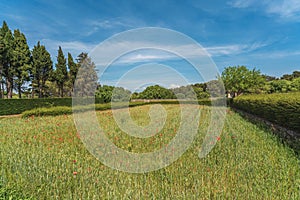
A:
[0,21,92,99]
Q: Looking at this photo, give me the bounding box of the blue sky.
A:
[1,0,300,89]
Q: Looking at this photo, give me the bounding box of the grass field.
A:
[0,104,299,199]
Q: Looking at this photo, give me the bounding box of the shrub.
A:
[233,92,300,132]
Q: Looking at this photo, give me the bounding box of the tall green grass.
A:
[0,105,299,199]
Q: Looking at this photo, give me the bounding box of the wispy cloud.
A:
[266,0,300,19]
[41,39,95,52]
[85,18,144,36]
[91,39,268,66]
[228,0,300,20]
[206,42,268,56]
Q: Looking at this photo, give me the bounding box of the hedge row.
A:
[20,99,226,118]
[0,98,107,115]
[233,92,300,132]
[21,102,148,118]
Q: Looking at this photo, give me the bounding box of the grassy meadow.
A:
[0,104,299,199]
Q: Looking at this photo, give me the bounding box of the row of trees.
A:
[0,21,85,99]
[221,66,300,98]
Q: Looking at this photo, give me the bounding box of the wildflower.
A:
[217,136,221,141]
[73,171,78,175]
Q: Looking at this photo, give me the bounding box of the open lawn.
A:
[0,104,299,199]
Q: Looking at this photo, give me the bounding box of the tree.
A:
[138,85,175,99]
[0,26,4,98]
[95,85,131,103]
[74,53,98,97]
[221,66,265,98]
[31,41,53,98]
[291,77,300,91]
[0,21,14,98]
[67,52,79,95]
[269,79,291,93]
[12,29,31,98]
[54,46,68,97]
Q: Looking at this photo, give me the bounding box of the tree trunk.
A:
[6,78,13,99]
[0,82,2,99]
[18,84,22,98]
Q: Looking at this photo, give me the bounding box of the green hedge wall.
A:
[0,98,72,115]
[233,92,300,132]
[0,98,107,115]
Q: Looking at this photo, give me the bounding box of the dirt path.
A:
[0,114,22,118]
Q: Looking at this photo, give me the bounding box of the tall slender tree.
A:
[67,52,79,95]
[0,21,14,98]
[0,27,4,98]
[54,46,67,97]
[31,41,53,98]
[12,29,31,98]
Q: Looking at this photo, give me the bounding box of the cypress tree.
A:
[54,46,67,97]
[0,21,14,98]
[31,41,53,98]
[12,29,31,98]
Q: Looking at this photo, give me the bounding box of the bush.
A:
[22,106,73,118]
[233,92,300,132]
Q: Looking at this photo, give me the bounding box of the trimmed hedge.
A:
[20,99,224,118]
[0,98,72,115]
[21,102,147,118]
[0,98,107,115]
[233,92,300,132]
[1,98,224,116]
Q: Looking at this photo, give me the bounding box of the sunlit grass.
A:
[0,104,299,199]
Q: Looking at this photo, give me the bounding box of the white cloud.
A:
[85,18,144,36]
[229,0,300,20]
[40,39,96,57]
[90,39,268,66]
[266,0,300,19]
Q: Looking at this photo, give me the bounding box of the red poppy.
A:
[73,171,78,175]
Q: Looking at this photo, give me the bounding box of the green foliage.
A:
[74,53,98,97]
[138,85,175,99]
[67,52,79,93]
[54,46,68,97]
[233,92,300,132]
[0,21,14,98]
[31,41,53,98]
[222,66,265,97]
[21,106,72,118]
[95,85,131,103]
[0,98,72,115]
[12,29,31,98]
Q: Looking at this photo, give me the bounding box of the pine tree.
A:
[0,21,14,98]
[12,29,31,98]
[31,41,53,98]
[54,46,67,97]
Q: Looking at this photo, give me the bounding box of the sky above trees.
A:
[0,0,300,87]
